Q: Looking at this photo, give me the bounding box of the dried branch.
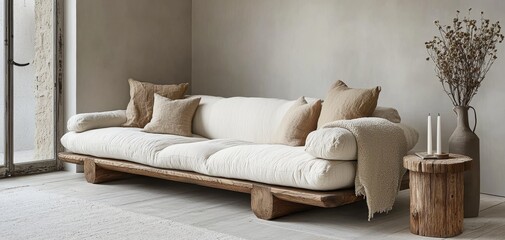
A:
[425,9,504,106]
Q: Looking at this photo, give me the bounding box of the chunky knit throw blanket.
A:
[323,117,407,220]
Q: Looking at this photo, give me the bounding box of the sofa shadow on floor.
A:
[101,175,253,210]
[103,175,418,239]
[102,175,410,223]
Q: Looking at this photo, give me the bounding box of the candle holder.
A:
[415,152,450,160]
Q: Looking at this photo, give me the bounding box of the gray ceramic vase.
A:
[448,106,480,218]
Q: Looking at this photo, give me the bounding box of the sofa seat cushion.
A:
[206,144,356,191]
[61,127,207,164]
[62,128,356,191]
[154,139,251,174]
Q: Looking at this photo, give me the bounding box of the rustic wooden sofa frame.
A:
[59,152,409,220]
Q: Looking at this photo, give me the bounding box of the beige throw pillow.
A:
[317,80,380,128]
[372,106,401,123]
[274,97,322,146]
[123,79,189,128]
[143,94,201,137]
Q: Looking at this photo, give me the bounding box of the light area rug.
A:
[0,186,242,240]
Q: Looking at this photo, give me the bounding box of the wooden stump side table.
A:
[403,154,472,238]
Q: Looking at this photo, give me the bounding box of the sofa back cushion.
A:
[192,95,297,143]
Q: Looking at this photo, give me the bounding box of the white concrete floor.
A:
[0,171,504,240]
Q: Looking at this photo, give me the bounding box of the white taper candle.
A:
[437,113,442,154]
[427,114,433,155]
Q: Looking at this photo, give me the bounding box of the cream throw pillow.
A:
[274,97,322,146]
[123,79,189,128]
[317,80,380,128]
[143,94,201,137]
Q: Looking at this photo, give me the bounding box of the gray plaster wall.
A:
[192,0,505,196]
[63,0,192,172]
[34,0,55,160]
[72,0,192,114]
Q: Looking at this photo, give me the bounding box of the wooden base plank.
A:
[251,185,313,220]
[59,152,410,219]
[58,152,85,165]
[84,159,130,184]
[94,158,252,193]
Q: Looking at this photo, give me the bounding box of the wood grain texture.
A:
[95,158,252,193]
[58,152,85,165]
[60,152,410,219]
[403,154,471,173]
[271,186,363,208]
[84,160,129,184]
[251,185,313,220]
[405,154,469,238]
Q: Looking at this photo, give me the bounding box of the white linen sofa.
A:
[60,95,418,219]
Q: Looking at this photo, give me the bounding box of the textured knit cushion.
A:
[123,79,189,127]
[274,97,322,146]
[143,94,201,137]
[317,80,380,128]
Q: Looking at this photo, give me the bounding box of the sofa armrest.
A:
[305,121,419,160]
[67,110,127,133]
[305,128,357,161]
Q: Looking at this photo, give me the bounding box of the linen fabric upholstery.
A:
[206,144,356,191]
[61,127,206,165]
[317,80,381,128]
[143,94,201,137]
[155,139,250,173]
[274,97,322,146]
[61,128,357,191]
[192,96,297,143]
[304,128,357,161]
[304,122,418,161]
[67,110,126,133]
[123,79,188,128]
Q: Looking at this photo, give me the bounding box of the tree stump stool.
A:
[403,154,472,238]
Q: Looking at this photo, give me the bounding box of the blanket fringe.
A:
[358,182,400,221]
[368,206,393,221]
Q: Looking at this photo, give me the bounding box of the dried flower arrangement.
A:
[425,9,504,107]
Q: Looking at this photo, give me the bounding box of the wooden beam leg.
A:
[84,159,129,184]
[251,185,313,220]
